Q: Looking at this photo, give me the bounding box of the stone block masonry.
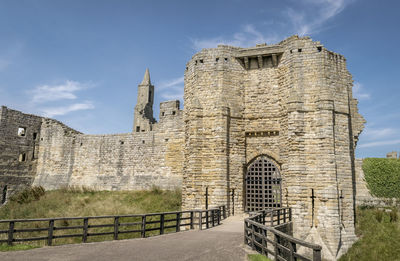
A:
[0,70,184,198]
[182,35,365,260]
[0,35,366,260]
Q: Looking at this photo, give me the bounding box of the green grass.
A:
[247,254,272,261]
[0,186,182,250]
[339,206,400,261]
[0,244,39,252]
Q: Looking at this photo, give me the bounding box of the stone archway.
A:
[245,155,282,212]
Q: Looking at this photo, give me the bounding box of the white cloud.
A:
[158,76,184,101]
[192,24,280,51]
[353,82,370,100]
[362,127,396,140]
[191,0,352,50]
[158,77,184,90]
[30,80,91,103]
[26,80,95,118]
[287,0,350,35]
[358,139,400,148]
[40,102,95,117]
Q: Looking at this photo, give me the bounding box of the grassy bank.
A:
[339,207,400,261]
[247,207,400,261]
[0,186,181,250]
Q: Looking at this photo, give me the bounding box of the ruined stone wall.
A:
[33,103,184,191]
[0,106,42,202]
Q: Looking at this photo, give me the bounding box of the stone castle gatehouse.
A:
[0,35,365,259]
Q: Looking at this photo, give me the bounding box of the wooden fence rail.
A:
[0,205,227,246]
[244,208,322,261]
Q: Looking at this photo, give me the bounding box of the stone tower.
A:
[133,68,156,132]
[182,36,365,260]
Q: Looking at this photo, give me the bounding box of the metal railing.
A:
[0,205,227,246]
[244,208,322,261]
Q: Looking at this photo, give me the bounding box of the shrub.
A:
[362,158,400,198]
[375,209,383,222]
[389,209,398,223]
[9,186,45,204]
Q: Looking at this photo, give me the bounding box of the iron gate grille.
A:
[246,156,282,212]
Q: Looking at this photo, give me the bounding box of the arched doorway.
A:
[245,155,282,212]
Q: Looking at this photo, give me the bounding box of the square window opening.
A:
[18,127,26,137]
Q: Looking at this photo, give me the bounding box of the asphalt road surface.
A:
[0,216,248,261]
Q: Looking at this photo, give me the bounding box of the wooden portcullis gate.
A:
[245,156,282,212]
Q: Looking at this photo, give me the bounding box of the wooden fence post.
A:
[289,208,292,222]
[114,217,119,240]
[176,213,181,232]
[7,221,14,246]
[270,211,274,226]
[141,215,146,238]
[289,241,296,261]
[278,209,281,225]
[251,224,255,250]
[284,208,287,223]
[274,234,279,260]
[206,210,209,229]
[261,228,266,255]
[160,214,165,234]
[48,219,54,246]
[217,209,221,225]
[211,209,215,227]
[223,205,226,219]
[83,218,88,243]
[244,220,247,245]
[190,211,194,229]
[198,211,203,230]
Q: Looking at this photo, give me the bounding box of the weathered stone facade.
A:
[182,36,364,259]
[0,35,365,260]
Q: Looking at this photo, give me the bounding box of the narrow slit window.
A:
[172,111,176,115]
[136,126,140,132]
[1,185,7,204]
[33,133,37,140]
[19,153,26,162]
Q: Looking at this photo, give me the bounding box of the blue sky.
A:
[0,0,399,158]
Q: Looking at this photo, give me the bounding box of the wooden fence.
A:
[244,207,322,261]
[0,205,226,246]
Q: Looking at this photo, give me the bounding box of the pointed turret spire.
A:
[140,68,151,85]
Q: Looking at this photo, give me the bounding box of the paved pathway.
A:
[0,216,248,261]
